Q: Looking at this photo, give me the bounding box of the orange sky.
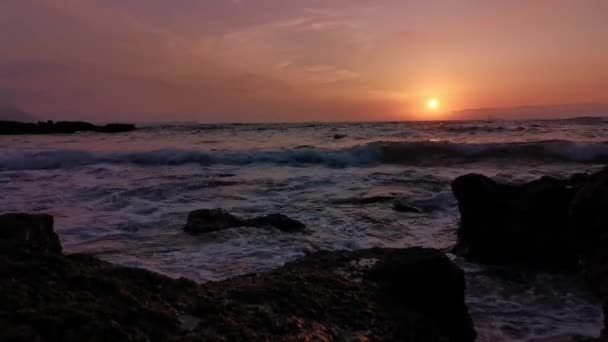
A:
[0,0,607,122]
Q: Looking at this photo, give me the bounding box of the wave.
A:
[2,140,608,170]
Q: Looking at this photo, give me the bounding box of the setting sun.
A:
[427,99,440,110]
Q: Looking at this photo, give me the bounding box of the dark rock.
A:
[184,209,307,234]
[0,120,135,135]
[0,216,477,342]
[451,173,580,268]
[0,213,62,253]
[333,134,346,139]
[570,168,608,252]
[451,168,608,339]
[569,168,608,339]
[366,248,476,341]
[245,213,307,233]
[184,209,244,234]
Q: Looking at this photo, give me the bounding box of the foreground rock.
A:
[451,168,608,339]
[0,120,135,134]
[0,213,61,253]
[0,213,476,341]
[184,209,307,234]
[451,173,582,268]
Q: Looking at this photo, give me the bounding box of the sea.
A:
[1,118,607,341]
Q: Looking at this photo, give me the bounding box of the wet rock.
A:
[570,168,608,253]
[0,120,135,135]
[184,209,244,234]
[569,168,608,338]
[0,216,477,342]
[184,209,307,234]
[0,213,61,253]
[451,173,580,268]
[451,168,608,339]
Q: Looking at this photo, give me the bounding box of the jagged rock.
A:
[451,173,580,267]
[0,224,477,342]
[569,168,608,339]
[184,209,244,234]
[0,120,135,135]
[0,213,62,253]
[570,168,608,253]
[451,169,608,339]
[184,209,307,234]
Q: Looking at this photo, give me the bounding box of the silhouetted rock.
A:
[451,173,580,268]
[451,168,608,339]
[0,213,476,341]
[0,120,135,135]
[569,168,608,338]
[184,209,244,234]
[184,209,307,234]
[0,213,61,253]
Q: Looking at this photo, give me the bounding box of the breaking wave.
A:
[2,140,608,170]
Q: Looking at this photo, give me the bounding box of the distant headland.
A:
[0,105,135,134]
[0,120,136,135]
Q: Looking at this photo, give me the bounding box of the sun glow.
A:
[427,98,440,110]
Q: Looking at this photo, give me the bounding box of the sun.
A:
[427,98,440,110]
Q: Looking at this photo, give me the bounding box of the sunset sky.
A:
[1,0,607,122]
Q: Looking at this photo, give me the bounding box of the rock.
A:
[569,168,608,339]
[570,168,608,253]
[451,173,580,268]
[366,248,476,341]
[449,168,608,339]
[0,217,477,342]
[0,213,62,253]
[184,209,307,234]
[333,134,346,139]
[184,209,244,234]
[0,120,135,135]
[245,213,307,233]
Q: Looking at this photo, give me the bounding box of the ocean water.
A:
[1,118,606,341]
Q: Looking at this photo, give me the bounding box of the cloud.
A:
[0,0,606,121]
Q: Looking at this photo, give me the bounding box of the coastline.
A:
[0,213,475,341]
[3,166,608,340]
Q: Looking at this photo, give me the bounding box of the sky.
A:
[1,0,607,122]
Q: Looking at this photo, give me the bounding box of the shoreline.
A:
[2,166,608,340]
[0,213,475,341]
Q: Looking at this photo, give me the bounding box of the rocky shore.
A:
[0,120,136,135]
[0,213,476,341]
[5,165,608,341]
[452,167,608,339]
